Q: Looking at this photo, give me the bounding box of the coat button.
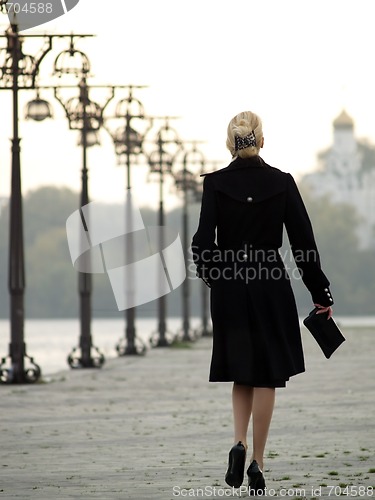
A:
[324,288,329,292]
[329,298,333,302]
[247,196,253,202]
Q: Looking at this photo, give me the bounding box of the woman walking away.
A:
[191,110,334,494]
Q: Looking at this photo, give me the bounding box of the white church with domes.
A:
[301,110,375,249]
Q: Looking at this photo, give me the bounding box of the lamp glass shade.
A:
[77,130,101,148]
[25,98,53,121]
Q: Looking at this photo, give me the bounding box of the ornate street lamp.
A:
[146,118,183,347]
[0,15,94,382]
[53,75,114,369]
[24,41,113,369]
[105,86,150,356]
[173,143,205,342]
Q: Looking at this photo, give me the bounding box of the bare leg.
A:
[232,382,254,449]
[250,387,275,470]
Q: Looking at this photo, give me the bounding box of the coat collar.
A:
[201,155,267,176]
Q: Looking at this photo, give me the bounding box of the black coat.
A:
[191,155,333,387]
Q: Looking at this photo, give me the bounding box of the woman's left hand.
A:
[314,304,333,319]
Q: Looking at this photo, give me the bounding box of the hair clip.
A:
[234,131,257,151]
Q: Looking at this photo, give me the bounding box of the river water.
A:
[0,316,374,377]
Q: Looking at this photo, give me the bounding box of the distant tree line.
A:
[0,185,373,319]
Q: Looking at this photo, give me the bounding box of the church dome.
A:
[333,110,354,129]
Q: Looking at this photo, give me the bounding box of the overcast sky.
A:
[1,0,375,208]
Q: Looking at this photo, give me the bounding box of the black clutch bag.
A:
[303,307,346,359]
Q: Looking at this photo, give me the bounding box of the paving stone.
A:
[1,329,374,499]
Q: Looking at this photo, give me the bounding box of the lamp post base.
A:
[149,330,176,348]
[67,346,105,369]
[177,327,198,342]
[0,352,41,384]
[115,337,147,356]
[195,325,213,338]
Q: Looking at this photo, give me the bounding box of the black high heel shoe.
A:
[247,460,266,496]
[225,441,246,488]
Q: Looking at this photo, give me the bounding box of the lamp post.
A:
[53,73,114,368]
[0,14,93,382]
[25,40,114,368]
[105,86,149,356]
[147,118,182,347]
[173,143,205,342]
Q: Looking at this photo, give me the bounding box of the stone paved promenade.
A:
[1,327,374,499]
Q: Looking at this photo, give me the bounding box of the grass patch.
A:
[170,340,193,349]
[36,378,48,384]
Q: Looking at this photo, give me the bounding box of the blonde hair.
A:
[226,110,263,158]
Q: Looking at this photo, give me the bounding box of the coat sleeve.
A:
[284,173,334,307]
[191,175,218,287]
